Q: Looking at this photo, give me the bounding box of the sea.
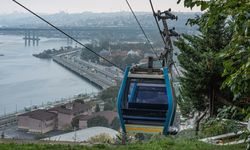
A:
[0,35,99,116]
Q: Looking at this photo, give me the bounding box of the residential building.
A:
[127,49,139,56]
[49,102,91,130]
[18,109,57,134]
[18,102,92,133]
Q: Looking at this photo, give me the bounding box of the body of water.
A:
[0,35,99,116]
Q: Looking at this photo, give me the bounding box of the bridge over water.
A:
[0,27,157,46]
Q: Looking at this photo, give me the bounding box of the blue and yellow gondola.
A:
[117,66,176,135]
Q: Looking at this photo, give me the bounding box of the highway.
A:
[53,54,120,89]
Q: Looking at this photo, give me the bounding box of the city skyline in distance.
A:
[1,0,200,14]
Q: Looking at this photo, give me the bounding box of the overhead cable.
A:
[125,0,159,59]
[13,0,124,71]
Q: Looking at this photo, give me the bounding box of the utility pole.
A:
[150,1,180,131]
[152,9,179,69]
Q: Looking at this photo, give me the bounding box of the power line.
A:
[125,0,159,59]
[13,0,124,71]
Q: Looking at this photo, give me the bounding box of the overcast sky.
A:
[1,0,200,14]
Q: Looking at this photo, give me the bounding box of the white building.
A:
[43,127,118,142]
[127,49,139,56]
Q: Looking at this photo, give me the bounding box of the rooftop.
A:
[18,109,57,121]
[43,127,118,142]
[49,102,91,115]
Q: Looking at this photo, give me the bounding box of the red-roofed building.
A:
[18,102,92,133]
[48,102,92,130]
[18,109,57,133]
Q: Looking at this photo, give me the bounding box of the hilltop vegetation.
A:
[175,0,250,138]
[0,138,247,150]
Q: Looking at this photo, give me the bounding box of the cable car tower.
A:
[117,0,179,137]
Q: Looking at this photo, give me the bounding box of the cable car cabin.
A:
[117,66,176,135]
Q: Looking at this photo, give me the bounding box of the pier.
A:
[23,30,40,46]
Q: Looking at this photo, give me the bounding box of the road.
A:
[53,53,122,89]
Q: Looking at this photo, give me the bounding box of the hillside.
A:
[0,138,247,150]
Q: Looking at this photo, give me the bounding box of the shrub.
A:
[71,118,79,129]
[104,101,115,111]
[111,117,120,130]
[201,118,241,137]
[99,86,119,100]
[87,116,109,128]
[88,133,114,144]
[95,104,100,112]
[34,133,47,140]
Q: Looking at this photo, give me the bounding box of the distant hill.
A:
[0,11,200,31]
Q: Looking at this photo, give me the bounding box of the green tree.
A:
[75,99,85,104]
[179,0,250,100]
[1,132,4,139]
[87,116,109,128]
[124,55,141,66]
[80,44,101,62]
[71,118,79,129]
[95,104,100,112]
[111,117,120,130]
[99,86,119,100]
[175,27,233,117]
[177,0,250,137]
[104,101,115,111]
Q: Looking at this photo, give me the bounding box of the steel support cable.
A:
[173,63,181,77]
[149,0,167,46]
[125,0,159,59]
[13,0,124,71]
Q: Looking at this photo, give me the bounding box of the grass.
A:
[0,138,247,150]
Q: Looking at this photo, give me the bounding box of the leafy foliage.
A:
[1,132,4,139]
[95,104,100,112]
[216,106,238,120]
[217,105,250,121]
[174,28,233,116]
[88,133,114,144]
[74,98,85,104]
[176,0,250,119]
[110,117,120,131]
[104,101,115,111]
[71,118,79,129]
[180,0,250,100]
[201,118,242,137]
[99,86,119,101]
[99,86,119,111]
[34,134,47,140]
[0,138,247,150]
[87,116,109,128]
